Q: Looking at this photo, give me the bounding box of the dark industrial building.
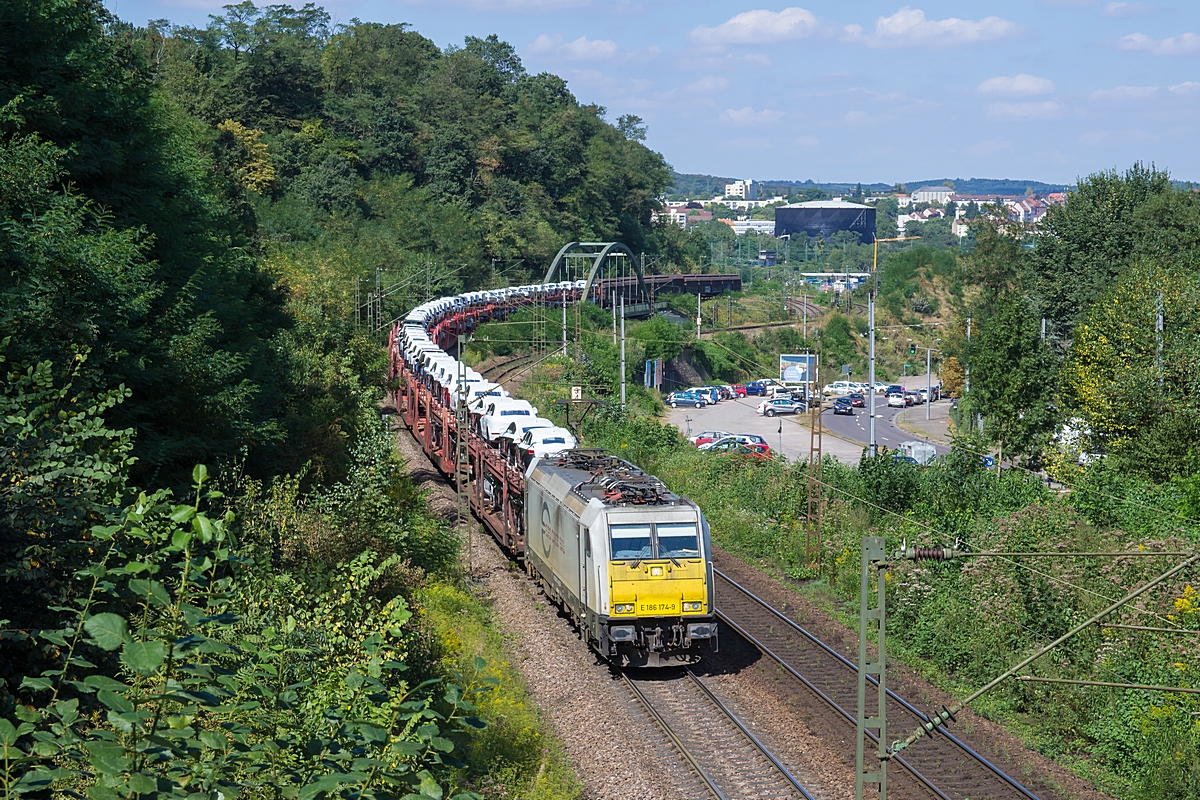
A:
[774,200,876,244]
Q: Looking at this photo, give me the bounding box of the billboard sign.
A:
[780,353,817,383]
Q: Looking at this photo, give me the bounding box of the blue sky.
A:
[103,0,1200,185]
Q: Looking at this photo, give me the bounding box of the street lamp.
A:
[867,235,918,457]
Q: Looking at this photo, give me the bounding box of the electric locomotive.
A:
[524,449,717,667]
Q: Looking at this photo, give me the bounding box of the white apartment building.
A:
[724,179,757,200]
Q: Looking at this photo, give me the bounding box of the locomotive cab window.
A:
[656,523,700,559]
[609,524,652,560]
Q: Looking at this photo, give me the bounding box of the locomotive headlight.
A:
[684,602,703,612]
[650,566,663,577]
[614,603,635,614]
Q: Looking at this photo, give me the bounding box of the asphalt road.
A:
[666,394,949,463]
[822,397,950,455]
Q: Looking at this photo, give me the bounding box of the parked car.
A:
[688,386,720,404]
[730,384,748,397]
[832,397,854,416]
[905,391,922,405]
[886,393,907,408]
[847,393,866,408]
[667,391,708,408]
[689,430,730,446]
[744,381,770,396]
[701,434,771,454]
[756,397,805,417]
[822,380,854,395]
[703,441,773,459]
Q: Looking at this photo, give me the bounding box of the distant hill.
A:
[671,172,1070,198]
[670,173,740,197]
[904,178,1069,195]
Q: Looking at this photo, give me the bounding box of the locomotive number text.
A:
[638,602,677,613]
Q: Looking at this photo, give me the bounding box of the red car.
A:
[731,384,747,397]
[689,430,730,446]
[704,441,773,460]
[848,393,866,408]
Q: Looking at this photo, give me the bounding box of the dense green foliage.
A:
[2,2,641,797]
[936,164,1200,478]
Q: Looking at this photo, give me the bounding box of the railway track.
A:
[714,569,1043,800]
[483,352,537,385]
[622,668,817,800]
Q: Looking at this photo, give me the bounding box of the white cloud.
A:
[1090,85,1159,100]
[527,34,619,60]
[795,135,819,146]
[1118,31,1200,55]
[1169,81,1200,94]
[690,7,818,45]
[842,7,1018,48]
[985,100,1065,119]
[686,75,729,93]
[1103,2,1153,17]
[843,110,870,125]
[721,107,785,126]
[977,73,1055,96]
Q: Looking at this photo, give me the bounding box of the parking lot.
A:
[666,396,867,463]
[665,382,950,464]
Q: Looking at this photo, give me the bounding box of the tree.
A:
[940,355,964,397]
[1030,163,1173,338]
[966,293,1058,464]
[1062,258,1200,480]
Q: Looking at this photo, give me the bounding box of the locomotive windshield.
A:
[608,521,700,560]
[609,524,652,560]
[656,523,700,558]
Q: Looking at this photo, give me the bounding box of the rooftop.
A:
[779,200,870,209]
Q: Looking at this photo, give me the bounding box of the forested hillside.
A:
[0,1,672,796]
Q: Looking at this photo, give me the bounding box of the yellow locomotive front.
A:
[603,512,717,666]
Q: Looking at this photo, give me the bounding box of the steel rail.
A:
[683,668,817,800]
[620,672,726,800]
[715,568,1041,800]
[713,607,950,800]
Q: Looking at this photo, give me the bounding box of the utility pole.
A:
[562,292,567,355]
[620,294,627,409]
[612,288,617,346]
[803,292,807,339]
[1040,317,1046,340]
[868,291,877,457]
[926,347,932,422]
[1156,292,1164,388]
[867,237,914,458]
[696,292,702,340]
[965,316,972,394]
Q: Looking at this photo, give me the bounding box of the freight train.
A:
[389,282,718,666]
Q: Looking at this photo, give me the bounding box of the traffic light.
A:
[909,343,916,355]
